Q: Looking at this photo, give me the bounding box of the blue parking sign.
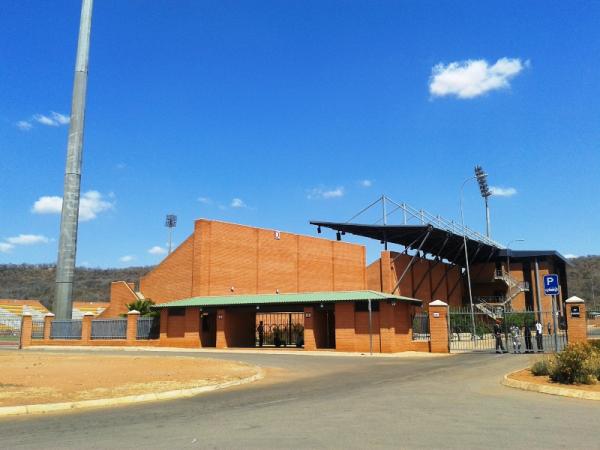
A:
[544,274,559,296]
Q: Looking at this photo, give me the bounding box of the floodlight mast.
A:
[166,214,177,254]
[474,165,492,238]
[54,0,94,320]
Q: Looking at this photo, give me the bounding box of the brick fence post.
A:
[81,312,94,344]
[44,312,55,340]
[428,300,449,353]
[127,310,140,344]
[19,313,33,349]
[303,306,316,350]
[565,296,587,344]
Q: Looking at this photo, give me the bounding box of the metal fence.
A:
[91,318,127,340]
[32,319,45,339]
[137,316,160,339]
[412,312,430,341]
[50,319,83,340]
[448,307,567,353]
[256,312,304,347]
[0,313,21,344]
[588,310,600,340]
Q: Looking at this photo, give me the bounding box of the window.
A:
[354,301,379,312]
[169,307,186,317]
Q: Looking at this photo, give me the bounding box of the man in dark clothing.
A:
[257,321,264,347]
[493,320,506,354]
[524,323,533,353]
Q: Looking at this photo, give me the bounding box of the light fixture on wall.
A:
[336,232,341,241]
[230,286,235,292]
[317,226,322,234]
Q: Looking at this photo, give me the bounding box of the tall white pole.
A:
[54,0,94,320]
[460,176,477,343]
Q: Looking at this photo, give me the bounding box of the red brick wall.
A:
[141,220,366,303]
[140,235,195,302]
[101,282,138,318]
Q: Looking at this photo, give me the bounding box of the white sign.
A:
[433,312,440,318]
[274,230,281,240]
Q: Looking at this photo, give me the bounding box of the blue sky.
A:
[1,0,599,267]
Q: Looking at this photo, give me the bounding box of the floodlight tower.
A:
[54,0,94,320]
[165,214,177,254]
[474,165,492,238]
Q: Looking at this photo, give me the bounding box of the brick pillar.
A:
[184,307,201,345]
[19,313,33,349]
[335,302,355,352]
[127,310,140,343]
[216,308,227,348]
[379,301,396,353]
[43,312,54,340]
[303,306,316,350]
[428,300,449,353]
[565,296,587,344]
[159,309,168,342]
[81,312,94,343]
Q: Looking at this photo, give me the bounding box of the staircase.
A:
[474,269,530,318]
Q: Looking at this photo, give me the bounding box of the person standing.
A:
[257,321,264,347]
[535,320,544,352]
[494,320,507,354]
[524,323,533,353]
[510,324,522,354]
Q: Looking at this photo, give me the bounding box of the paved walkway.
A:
[1,349,598,449]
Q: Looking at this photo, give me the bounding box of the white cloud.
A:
[429,58,527,99]
[230,198,247,208]
[115,163,126,170]
[50,111,70,125]
[307,186,345,200]
[119,255,135,263]
[5,234,49,245]
[490,186,517,197]
[197,197,212,205]
[33,111,70,127]
[16,120,33,131]
[0,242,14,253]
[563,254,578,259]
[359,179,372,188]
[32,191,114,221]
[148,246,167,255]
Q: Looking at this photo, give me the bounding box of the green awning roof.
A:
[154,290,422,308]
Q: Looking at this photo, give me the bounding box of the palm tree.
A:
[126,299,158,317]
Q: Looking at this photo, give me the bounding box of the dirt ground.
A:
[0,351,258,407]
[510,368,600,392]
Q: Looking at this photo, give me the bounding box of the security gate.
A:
[0,313,21,347]
[448,307,567,353]
[256,312,304,347]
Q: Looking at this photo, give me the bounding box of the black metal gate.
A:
[256,312,304,348]
[448,307,567,353]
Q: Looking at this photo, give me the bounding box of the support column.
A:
[43,313,55,340]
[127,310,140,344]
[565,296,587,344]
[184,307,201,345]
[428,300,449,353]
[334,302,355,352]
[303,306,316,350]
[19,313,33,349]
[159,309,168,342]
[379,301,396,353]
[216,309,227,348]
[81,312,93,343]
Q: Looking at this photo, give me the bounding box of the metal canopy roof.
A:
[310,221,500,266]
[154,290,422,308]
[310,221,571,267]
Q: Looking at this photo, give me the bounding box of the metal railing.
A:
[91,318,127,340]
[32,320,45,339]
[137,317,159,340]
[588,310,600,339]
[0,313,21,343]
[50,320,82,340]
[411,312,430,341]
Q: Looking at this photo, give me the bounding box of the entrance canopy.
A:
[310,222,501,266]
[154,290,422,309]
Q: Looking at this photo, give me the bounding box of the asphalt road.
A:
[1,350,598,449]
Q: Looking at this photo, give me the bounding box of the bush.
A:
[549,343,597,385]
[589,340,600,352]
[531,358,551,376]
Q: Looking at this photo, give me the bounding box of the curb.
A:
[0,368,264,417]
[502,371,600,401]
[25,345,451,358]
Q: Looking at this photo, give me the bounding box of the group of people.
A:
[493,319,546,354]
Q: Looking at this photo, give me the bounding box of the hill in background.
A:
[0,264,153,309]
[1,256,598,311]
